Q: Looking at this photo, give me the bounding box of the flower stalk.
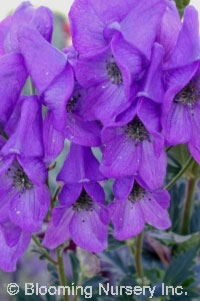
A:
[56,248,69,301]
[181,162,199,235]
[135,232,144,279]
[164,156,194,191]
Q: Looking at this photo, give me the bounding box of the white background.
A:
[0,0,199,20]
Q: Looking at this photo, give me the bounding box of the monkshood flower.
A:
[0,199,31,272]
[43,182,109,252]
[69,0,167,60]
[43,81,102,163]
[100,97,167,190]
[0,1,53,54]
[0,53,27,129]
[75,43,142,125]
[57,143,105,184]
[110,177,171,240]
[162,6,200,163]
[17,25,74,132]
[0,96,50,232]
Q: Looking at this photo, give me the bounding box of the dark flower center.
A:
[106,59,122,85]
[128,182,145,204]
[125,117,149,142]
[67,92,81,113]
[73,190,93,212]
[174,81,199,106]
[12,167,33,192]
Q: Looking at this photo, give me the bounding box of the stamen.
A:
[174,80,199,107]
[106,59,122,85]
[67,92,81,113]
[13,167,33,192]
[125,117,149,142]
[128,182,145,204]
[73,190,93,211]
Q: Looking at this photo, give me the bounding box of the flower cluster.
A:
[0,0,199,272]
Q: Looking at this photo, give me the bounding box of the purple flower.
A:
[162,6,200,163]
[110,177,171,240]
[43,182,109,252]
[69,0,167,59]
[17,25,74,132]
[0,1,53,54]
[75,43,141,125]
[0,53,27,129]
[0,96,50,232]
[57,143,105,184]
[100,98,167,190]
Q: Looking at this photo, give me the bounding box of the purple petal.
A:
[111,199,145,240]
[58,143,104,183]
[138,43,165,104]
[84,182,105,204]
[69,0,106,55]
[0,53,27,127]
[2,96,44,158]
[0,228,31,272]
[43,206,73,249]
[140,195,171,229]
[18,156,47,185]
[4,2,53,52]
[0,220,21,247]
[43,65,74,131]
[9,184,50,232]
[162,102,192,145]
[120,0,166,60]
[137,98,161,133]
[43,111,65,164]
[58,183,82,206]
[17,25,68,94]
[113,177,134,200]
[100,132,141,178]
[139,138,167,189]
[165,6,200,69]
[0,16,12,55]
[156,1,181,61]
[65,113,102,146]
[69,208,108,252]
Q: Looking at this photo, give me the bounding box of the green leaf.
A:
[164,243,200,286]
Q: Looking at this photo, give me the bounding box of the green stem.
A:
[164,156,194,190]
[56,248,69,301]
[181,162,199,235]
[135,232,144,279]
[32,235,58,266]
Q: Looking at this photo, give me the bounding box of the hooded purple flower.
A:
[17,25,74,132]
[0,1,53,54]
[69,0,167,59]
[100,97,167,190]
[0,96,50,232]
[162,6,200,163]
[75,43,142,125]
[71,0,168,125]
[110,177,171,240]
[43,79,102,164]
[43,182,109,252]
